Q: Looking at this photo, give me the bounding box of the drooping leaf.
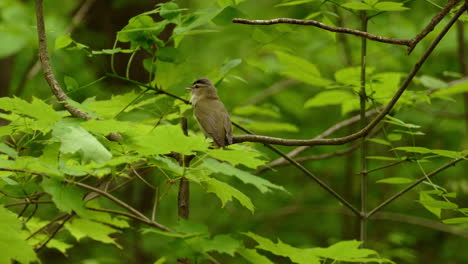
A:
[275,0,320,7]
[65,218,121,248]
[313,240,383,262]
[200,234,241,256]
[238,248,275,264]
[243,232,320,264]
[376,177,412,184]
[207,147,266,169]
[204,177,254,212]
[201,158,286,193]
[0,207,38,264]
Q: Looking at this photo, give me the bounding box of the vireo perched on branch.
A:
[187,78,233,147]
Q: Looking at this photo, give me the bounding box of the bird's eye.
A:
[194,84,200,88]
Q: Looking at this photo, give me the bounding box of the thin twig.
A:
[4,200,53,208]
[359,158,410,175]
[367,155,467,218]
[35,214,73,252]
[359,12,369,247]
[233,18,410,46]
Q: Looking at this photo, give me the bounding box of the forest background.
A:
[1,0,468,263]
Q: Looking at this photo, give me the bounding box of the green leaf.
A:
[0,207,39,264]
[419,75,448,90]
[42,178,88,216]
[64,76,79,91]
[304,90,356,108]
[118,15,168,50]
[154,257,167,264]
[243,232,320,264]
[443,217,468,224]
[233,105,281,119]
[0,142,17,158]
[132,125,209,155]
[158,2,184,20]
[45,238,74,255]
[275,0,319,7]
[200,234,241,256]
[385,116,421,129]
[201,158,286,193]
[418,200,458,210]
[65,218,121,248]
[377,177,412,184]
[419,191,441,218]
[367,138,391,146]
[204,177,254,212]
[91,48,134,55]
[55,34,73,50]
[393,147,463,159]
[0,97,62,134]
[238,248,275,264]
[366,156,402,161]
[52,119,112,164]
[157,47,181,63]
[213,6,244,25]
[243,121,299,133]
[313,240,382,262]
[207,147,266,169]
[341,2,373,10]
[212,58,243,84]
[374,1,409,11]
[433,81,468,96]
[275,51,331,87]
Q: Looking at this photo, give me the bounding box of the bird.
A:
[187,78,233,147]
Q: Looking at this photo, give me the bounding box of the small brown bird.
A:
[187,78,233,147]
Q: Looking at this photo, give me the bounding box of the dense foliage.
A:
[1,0,467,263]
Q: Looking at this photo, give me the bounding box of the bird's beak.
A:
[185,85,194,91]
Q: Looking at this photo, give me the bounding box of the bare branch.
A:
[233,18,410,46]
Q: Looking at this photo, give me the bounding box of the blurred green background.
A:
[1,0,468,263]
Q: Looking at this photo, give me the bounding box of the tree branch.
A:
[367,155,468,218]
[232,0,461,54]
[231,5,467,147]
[257,109,379,174]
[35,0,121,141]
[233,17,410,46]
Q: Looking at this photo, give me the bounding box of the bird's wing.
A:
[194,98,228,147]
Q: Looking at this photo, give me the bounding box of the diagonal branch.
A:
[232,4,467,147]
[367,155,468,218]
